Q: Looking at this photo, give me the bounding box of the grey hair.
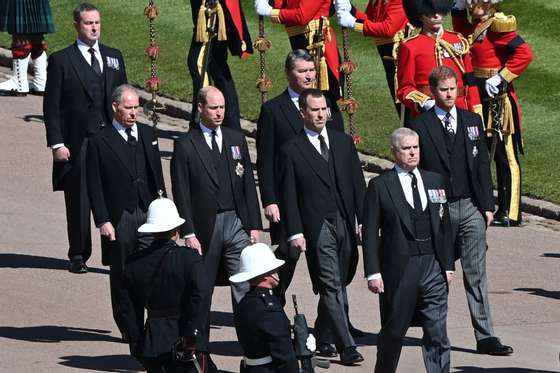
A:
[111,84,137,104]
[73,3,99,22]
[390,127,419,148]
[285,49,314,71]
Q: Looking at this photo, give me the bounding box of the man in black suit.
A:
[407,65,513,356]
[279,89,365,365]
[256,49,344,305]
[87,85,165,338]
[170,86,262,368]
[120,196,207,373]
[44,2,127,274]
[363,127,454,373]
[187,0,252,130]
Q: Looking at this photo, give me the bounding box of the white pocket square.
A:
[151,140,158,145]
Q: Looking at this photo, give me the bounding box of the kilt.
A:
[0,0,55,34]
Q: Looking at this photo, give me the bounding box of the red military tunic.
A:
[270,0,341,99]
[396,30,482,117]
[353,0,408,44]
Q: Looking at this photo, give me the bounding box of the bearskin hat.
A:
[403,0,454,27]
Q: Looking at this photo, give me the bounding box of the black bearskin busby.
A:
[403,0,454,28]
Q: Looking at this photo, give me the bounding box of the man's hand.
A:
[485,74,502,98]
[446,271,454,284]
[290,237,306,253]
[337,9,356,28]
[185,237,202,255]
[264,204,281,223]
[254,0,272,16]
[52,146,70,162]
[423,99,436,111]
[100,222,116,241]
[368,278,384,294]
[484,211,494,227]
[335,0,352,12]
[250,230,260,243]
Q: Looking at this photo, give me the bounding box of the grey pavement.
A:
[1,71,560,373]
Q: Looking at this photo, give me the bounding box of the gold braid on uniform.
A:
[195,2,227,43]
[435,32,469,74]
[392,25,420,104]
[487,93,515,136]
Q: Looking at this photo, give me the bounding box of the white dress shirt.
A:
[112,120,139,142]
[199,123,223,153]
[434,104,458,134]
[76,38,103,73]
[287,86,300,109]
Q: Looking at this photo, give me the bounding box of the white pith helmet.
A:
[138,191,185,233]
[229,243,285,283]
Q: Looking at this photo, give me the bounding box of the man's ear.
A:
[112,101,117,113]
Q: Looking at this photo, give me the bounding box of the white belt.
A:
[243,355,273,366]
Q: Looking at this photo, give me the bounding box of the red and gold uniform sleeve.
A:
[488,29,533,83]
[270,0,331,26]
[353,0,408,39]
[462,48,483,116]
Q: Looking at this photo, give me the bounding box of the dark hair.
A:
[428,65,458,87]
[298,88,324,111]
[73,3,99,22]
[403,0,453,28]
[285,49,314,71]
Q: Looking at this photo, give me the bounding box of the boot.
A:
[0,55,30,96]
[30,51,47,95]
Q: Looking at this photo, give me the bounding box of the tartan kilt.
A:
[0,0,55,34]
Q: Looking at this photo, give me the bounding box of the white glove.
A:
[337,9,356,28]
[485,74,502,98]
[306,334,316,352]
[453,0,467,10]
[423,99,436,111]
[335,0,352,12]
[254,0,272,16]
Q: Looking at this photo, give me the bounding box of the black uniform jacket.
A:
[362,169,455,323]
[279,129,366,293]
[44,42,127,190]
[120,239,208,358]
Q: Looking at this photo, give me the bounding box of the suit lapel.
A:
[280,90,304,134]
[329,130,347,210]
[457,110,475,173]
[100,45,114,103]
[385,169,414,236]
[68,43,94,101]
[425,110,451,171]
[102,125,135,177]
[295,134,330,186]
[190,128,219,187]
[138,124,155,176]
[222,131,238,190]
[421,171,441,238]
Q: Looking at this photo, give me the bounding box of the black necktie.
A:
[89,47,101,76]
[125,127,136,145]
[211,130,220,162]
[318,134,329,162]
[409,172,422,214]
[443,112,454,137]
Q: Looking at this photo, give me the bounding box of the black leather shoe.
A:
[491,214,511,227]
[476,337,513,356]
[348,323,365,338]
[316,343,337,357]
[339,346,364,365]
[69,256,88,274]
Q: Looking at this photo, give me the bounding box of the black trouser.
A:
[376,42,401,117]
[187,35,241,130]
[63,138,92,262]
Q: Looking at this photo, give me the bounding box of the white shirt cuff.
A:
[367,273,382,281]
[288,233,304,241]
[183,233,196,239]
[51,143,65,150]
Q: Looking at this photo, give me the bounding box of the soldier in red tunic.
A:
[254,0,344,114]
[397,0,482,121]
[452,0,533,227]
[335,0,409,116]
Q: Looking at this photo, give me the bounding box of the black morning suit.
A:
[362,169,454,373]
[408,108,497,342]
[256,89,344,303]
[187,0,253,130]
[120,239,208,373]
[87,123,165,333]
[44,42,127,263]
[170,125,262,350]
[279,128,365,351]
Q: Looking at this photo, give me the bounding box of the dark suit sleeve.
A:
[475,116,494,211]
[43,53,65,147]
[256,103,277,207]
[279,146,303,237]
[241,137,263,230]
[182,254,208,350]
[119,271,143,355]
[258,311,299,373]
[350,139,366,224]
[171,139,196,237]
[86,137,110,226]
[149,131,166,195]
[362,178,382,276]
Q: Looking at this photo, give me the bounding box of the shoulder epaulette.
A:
[490,13,517,33]
[400,32,420,44]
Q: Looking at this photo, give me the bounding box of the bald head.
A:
[197,86,225,129]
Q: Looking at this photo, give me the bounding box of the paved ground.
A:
[1,67,560,372]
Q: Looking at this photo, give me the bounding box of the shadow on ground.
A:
[0,253,109,274]
[514,288,560,300]
[59,354,142,372]
[0,325,120,343]
[454,367,559,373]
